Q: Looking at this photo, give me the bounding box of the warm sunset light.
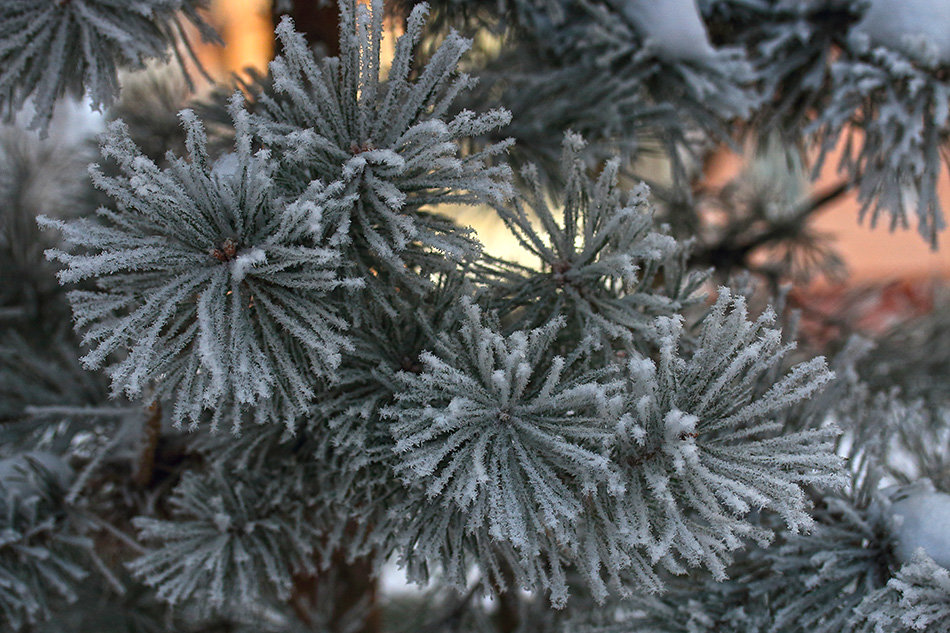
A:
[704,141,950,283]
[193,0,274,79]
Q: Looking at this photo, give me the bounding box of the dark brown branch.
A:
[420,583,480,633]
[692,179,853,274]
[133,400,162,488]
[492,561,520,633]
[290,530,381,633]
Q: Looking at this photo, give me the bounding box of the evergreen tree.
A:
[1,0,950,631]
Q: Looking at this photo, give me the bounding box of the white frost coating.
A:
[211,153,240,180]
[231,248,266,283]
[890,489,950,569]
[857,0,950,63]
[613,0,716,60]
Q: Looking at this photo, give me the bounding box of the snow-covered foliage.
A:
[386,299,616,560]
[251,1,513,286]
[382,296,620,605]
[40,98,361,431]
[381,289,842,607]
[609,0,716,61]
[857,0,950,64]
[573,1,759,138]
[812,33,950,246]
[578,289,842,599]
[0,0,219,135]
[433,0,759,174]
[712,0,950,246]
[742,0,858,135]
[4,0,950,630]
[756,484,894,633]
[420,0,950,236]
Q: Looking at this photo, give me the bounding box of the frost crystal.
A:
[761,486,895,633]
[480,134,704,353]
[386,299,616,551]
[129,469,323,611]
[853,553,950,633]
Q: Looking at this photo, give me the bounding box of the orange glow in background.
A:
[704,143,950,283]
[191,0,274,80]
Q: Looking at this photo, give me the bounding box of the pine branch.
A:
[41,95,361,431]
[0,0,221,136]
[478,133,706,354]
[253,0,514,292]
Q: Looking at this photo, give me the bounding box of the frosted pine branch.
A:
[41,96,361,431]
[383,298,621,606]
[479,133,705,353]
[386,299,617,550]
[0,454,93,632]
[0,0,220,135]
[577,289,843,600]
[761,488,895,633]
[812,37,950,246]
[577,0,760,149]
[251,0,513,286]
[129,469,323,612]
[853,553,950,633]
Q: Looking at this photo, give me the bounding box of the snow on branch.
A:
[853,553,950,633]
